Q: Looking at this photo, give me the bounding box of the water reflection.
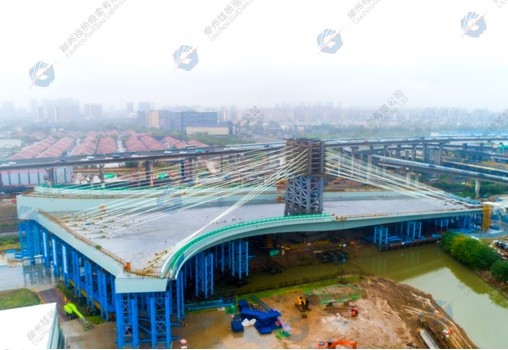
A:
[352,245,508,348]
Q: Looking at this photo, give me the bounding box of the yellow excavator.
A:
[295,295,311,312]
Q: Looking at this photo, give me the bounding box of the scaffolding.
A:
[17,220,256,347]
[284,139,325,216]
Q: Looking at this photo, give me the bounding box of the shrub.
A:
[443,233,499,269]
[491,260,508,282]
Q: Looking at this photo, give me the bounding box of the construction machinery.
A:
[316,339,358,349]
[350,305,359,318]
[63,302,94,331]
[295,295,311,312]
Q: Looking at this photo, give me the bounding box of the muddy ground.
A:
[173,276,476,349]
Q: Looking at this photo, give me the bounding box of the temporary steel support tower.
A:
[284,138,325,216]
[19,220,181,348]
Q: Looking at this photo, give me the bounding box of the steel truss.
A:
[284,139,325,215]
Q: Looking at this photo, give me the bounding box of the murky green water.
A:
[351,245,508,349]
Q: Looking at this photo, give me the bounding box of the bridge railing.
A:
[162,213,333,278]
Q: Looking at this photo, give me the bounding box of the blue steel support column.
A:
[25,221,41,263]
[177,272,184,321]
[192,252,214,299]
[115,294,126,349]
[230,241,235,277]
[62,244,69,286]
[131,296,139,348]
[71,250,80,297]
[115,293,140,349]
[51,237,59,277]
[221,243,225,272]
[374,226,388,246]
[148,291,172,348]
[84,259,94,311]
[18,221,26,254]
[194,255,199,297]
[34,222,42,258]
[165,290,172,347]
[204,253,214,298]
[233,240,248,279]
[97,268,109,320]
[109,273,116,313]
[172,273,185,321]
[42,229,49,268]
[245,241,249,278]
[149,294,157,347]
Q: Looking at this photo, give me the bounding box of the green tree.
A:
[450,235,479,266]
[491,260,508,282]
[445,233,498,269]
[474,244,499,269]
[441,232,458,252]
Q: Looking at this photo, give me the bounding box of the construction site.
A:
[172,276,476,349]
[11,138,493,348]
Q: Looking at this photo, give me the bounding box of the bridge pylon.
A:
[284,138,325,216]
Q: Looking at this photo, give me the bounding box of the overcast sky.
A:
[1,0,507,111]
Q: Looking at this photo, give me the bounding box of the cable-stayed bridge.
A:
[16,138,485,348]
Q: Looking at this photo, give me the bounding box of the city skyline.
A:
[1,0,507,112]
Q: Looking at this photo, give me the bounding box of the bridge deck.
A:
[38,192,476,274]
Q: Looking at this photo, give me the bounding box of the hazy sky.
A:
[1,0,507,111]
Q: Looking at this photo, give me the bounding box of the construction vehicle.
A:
[316,339,358,349]
[295,295,311,312]
[350,305,359,318]
[63,302,94,331]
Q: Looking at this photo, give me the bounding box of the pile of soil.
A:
[268,277,476,349]
[175,276,477,349]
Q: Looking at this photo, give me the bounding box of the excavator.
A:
[316,339,358,349]
[295,295,311,312]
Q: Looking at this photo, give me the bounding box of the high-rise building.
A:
[138,110,219,132]
[179,111,218,130]
[38,99,79,123]
[30,99,38,119]
[138,102,154,112]
[83,104,103,120]
[146,111,160,129]
[126,102,134,114]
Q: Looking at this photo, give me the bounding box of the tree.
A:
[441,232,458,252]
[450,235,479,266]
[474,244,499,269]
[491,260,508,282]
[445,233,498,269]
